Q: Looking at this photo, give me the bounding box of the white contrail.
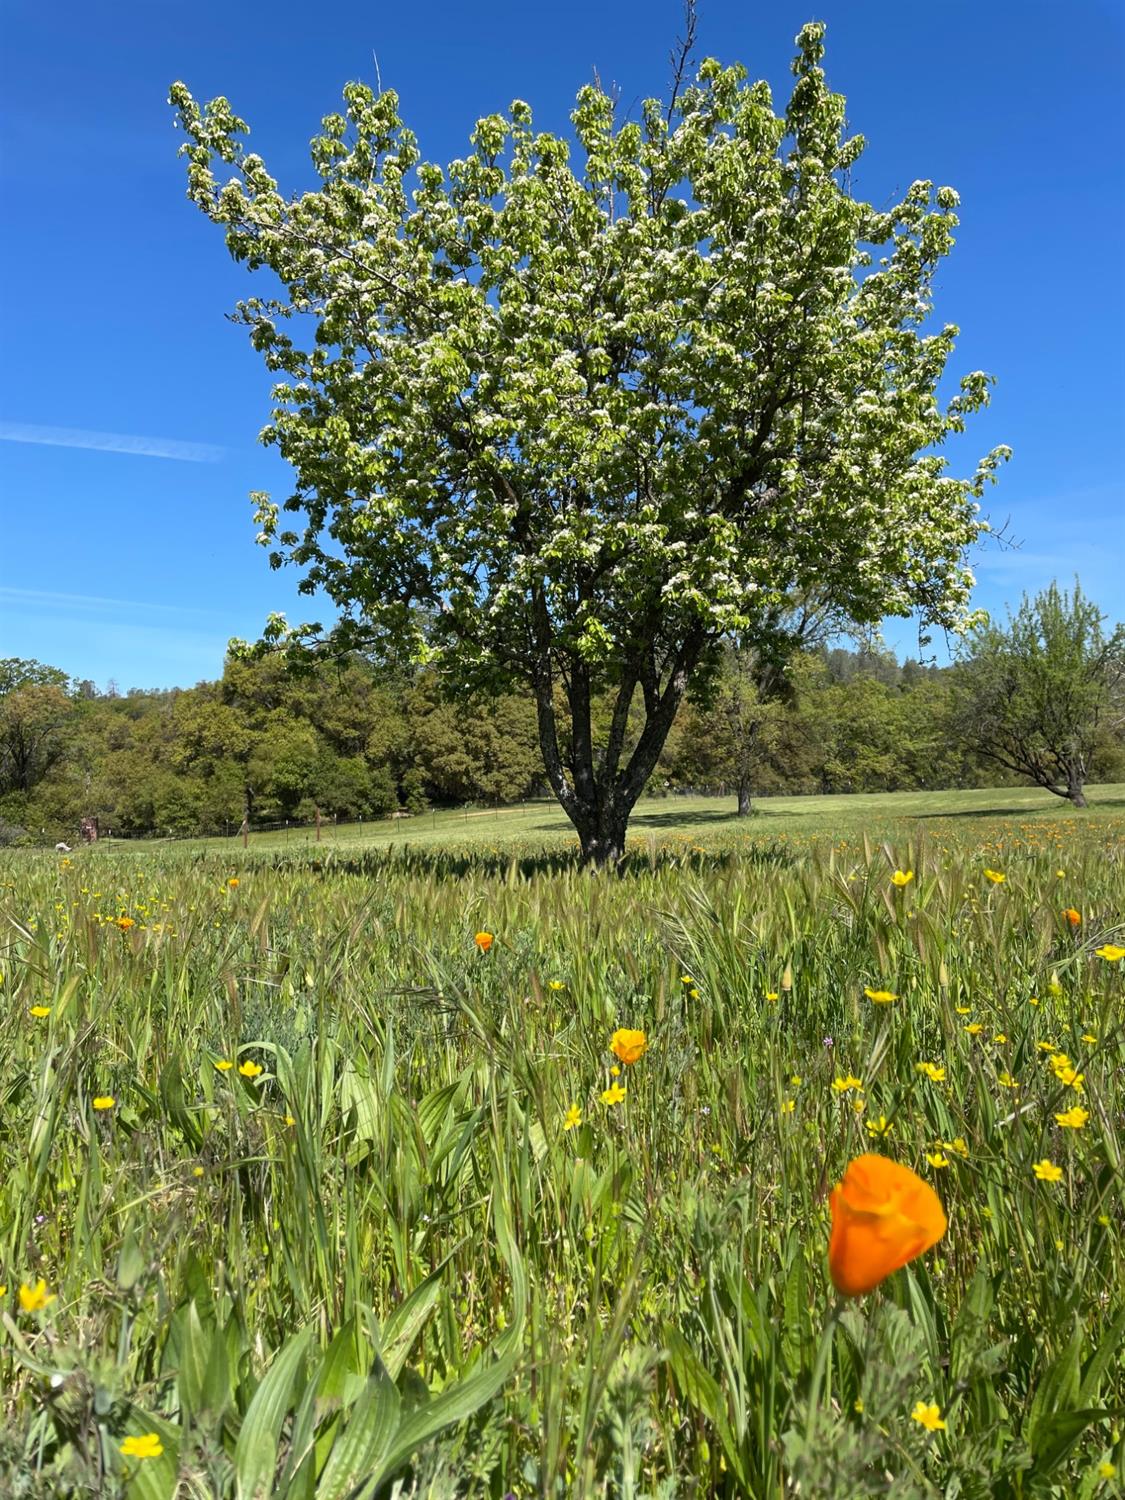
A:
[0,421,224,463]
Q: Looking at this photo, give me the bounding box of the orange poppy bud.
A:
[609,1028,647,1065]
[828,1153,947,1297]
[1062,908,1081,928]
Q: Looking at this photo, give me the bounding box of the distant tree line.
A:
[2,587,1122,843]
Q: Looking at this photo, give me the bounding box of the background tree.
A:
[951,580,1125,807]
[170,19,1008,864]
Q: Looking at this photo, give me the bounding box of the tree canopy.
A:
[951,581,1125,807]
[170,21,1009,862]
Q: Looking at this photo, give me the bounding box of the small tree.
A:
[951,581,1125,807]
[171,20,1008,864]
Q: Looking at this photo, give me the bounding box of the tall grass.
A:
[1,810,1123,1497]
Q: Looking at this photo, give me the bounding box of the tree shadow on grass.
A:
[244,837,795,883]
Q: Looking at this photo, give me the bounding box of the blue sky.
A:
[2,0,1122,690]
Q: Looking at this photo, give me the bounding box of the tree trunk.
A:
[736,779,753,816]
[1067,778,1088,808]
[576,809,629,869]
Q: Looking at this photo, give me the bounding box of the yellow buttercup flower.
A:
[983,869,1005,884]
[915,1062,945,1083]
[954,1005,972,1015]
[864,987,898,1004]
[925,1151,949,1169]
[563,1103,582,1131]
[238,1059,263,1079]
[911,1401,947,1432]
[600,1082,626,1107]
[891,870,913,887]
[1054,1105,1089,1129]
[548,980,565,990]
[997,1071,1019,1088]
[1033,1159,1063,1182]
[964,1023,983,1036]
[93,1096,115,1111]
[764,991,779,1002]
[832,1075,864,1094]
[120,1433,164,1460]
[214,1058,234,1071]
[29,1005,51,1018]
[780,1098,796,1115]
[1095,944,1125,962]
[18,1279,55,1313]
[865,1114,892,1138]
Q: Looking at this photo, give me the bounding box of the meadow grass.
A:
[1,794,1124,1497]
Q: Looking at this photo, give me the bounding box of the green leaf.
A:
[234,1325,312,1500]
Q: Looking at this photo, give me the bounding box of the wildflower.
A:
[998,1071,1019,1088]
[983,869,1006,884]
[238,1060,263,1079]
[600,1082,626,1107]
[609,1065,621,1077]
[911,1401,947,1433]
[765,991,779,1002]
[548,980,565,990]
[29,1005,50,1018]
[1033,1159,1063,1182]
[915,1062,945,1083]
[790,1074,802,1086]
[92,1096,115,1111]
[610,1028,647,1065]
[1082,1033,1098,1045]
[192,1166,204,1177]
[993,1033,1008,1044]
[828,1155,947,1297]
[891,870,914,887]
[945,1137,969,1158]
[1036,1041,1058,1054]
[955,1005,972,1015]
[1029,995,1040,1006]
[864,988,899,1004]
[116,916,135,930]
[1055,1065,1085,1091]
[474,931,493,953]
[681,975,694,985]
[1055,1106,1089,1129]
[854,1397,865,1414]
[832,1075,864,1094]
[926,1152,950,1169]
[120,1434,164,1460]
[865,1115,893,1138]
[18,1280,55,1313]
[563,1103,582,1131]
[214,1059,234,1071]
[964,1023,983,1036]
[1062,908,1081,928]
[780,1098,796,1115]
[1056,869,1066,878]
[227,877,239,888]
[823,1035,835,1049]
[284,1114,296,1127]
[1098,1462,1116,1481]
[1095,944,1125,962]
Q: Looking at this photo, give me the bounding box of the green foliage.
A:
[1,812,1123,1494]
[953,580,1125,807]
[169,22,1009,860]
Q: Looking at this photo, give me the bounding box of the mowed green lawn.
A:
[1,785,1123,1496]
[106,781,1125,859]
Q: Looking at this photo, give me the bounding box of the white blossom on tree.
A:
[170,21,1008,863]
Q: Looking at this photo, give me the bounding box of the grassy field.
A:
[2,789,1124,1497]
[105,782,1125,858]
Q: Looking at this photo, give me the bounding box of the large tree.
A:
[951,580,1125,807]
[171,20,1007,864]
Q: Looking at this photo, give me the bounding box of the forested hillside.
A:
[2,647,1122,843]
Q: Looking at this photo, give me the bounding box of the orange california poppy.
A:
[828,1153,947,1297]
[610,1028,647,1065]
[474,931,494,953]
[1062,908,1081,928]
